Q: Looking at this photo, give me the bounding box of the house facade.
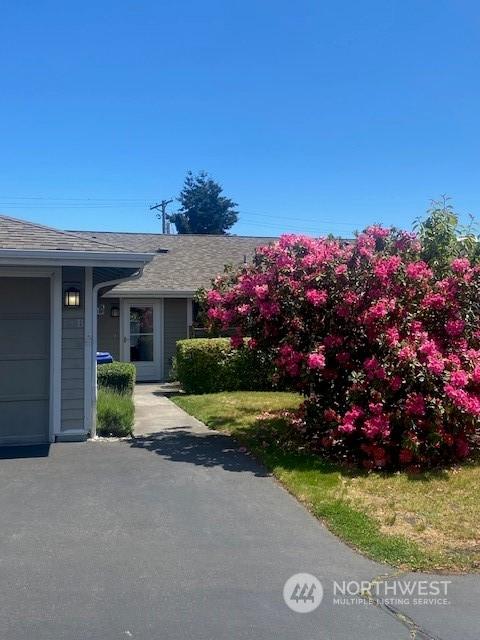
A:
[73,231,275,382]
[0,215,153,445]
[0,214,273,445]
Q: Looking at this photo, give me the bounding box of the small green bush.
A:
[176,338,274,394]
[97,388,135,437]
[97,362,136,395]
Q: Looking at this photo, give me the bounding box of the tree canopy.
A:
[168,171,239,235]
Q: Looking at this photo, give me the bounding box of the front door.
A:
[121,300,162,381]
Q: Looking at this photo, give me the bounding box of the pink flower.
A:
[335,264,347,276]
[276,344,303,377]
[405,393,426,417]
[364,298,395,324]
[343,291,359,306]
[451,258,471,274]
[254,284,269,300]
[385,326,400,346]
[237,304,250,316]
[338,405,363,434]
[363,413,390,439]
[390,375,402,391]
[445,319,465,337]
[410,320,424,334]
[324,335,343,349]
[259,301,279,319]
[206,289,223,304]
[305,289,328,306]
[363,356,386,380]
[449,370,469,388]
[426,356,444,375]
[405,261,432,280]
[230,335,244,349]
[207,307,222,320]
[365,225,390,239]
[423,293,446,309]
[398,344,416,362]
[374,256,401,283]
[307,351,326,370]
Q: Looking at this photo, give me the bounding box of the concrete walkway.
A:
[131,384,480,640]
[134,383,206,435]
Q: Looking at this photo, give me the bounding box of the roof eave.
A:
[103,288,197,298]
[0,249,154,268]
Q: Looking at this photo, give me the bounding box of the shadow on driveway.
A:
[0,444,51,459]
[129,428,269,477]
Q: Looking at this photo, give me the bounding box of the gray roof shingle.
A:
[0,215,140,253]
[71,231,277,292]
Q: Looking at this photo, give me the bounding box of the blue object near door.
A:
[97,352,114,365]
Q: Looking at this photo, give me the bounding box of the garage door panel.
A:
[0,360,49,400]
[0,400,50,444]
[0,277,50,444]
[0,317,50,358]
[0,278,50,312]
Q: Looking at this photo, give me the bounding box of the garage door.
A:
[0,277,50,445]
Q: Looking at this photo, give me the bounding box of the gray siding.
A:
[163,298,187,379]
[61,266,85,431]
[98,298,120,360]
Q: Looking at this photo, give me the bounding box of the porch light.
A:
[64,286,81,308]
[110,306,120,318]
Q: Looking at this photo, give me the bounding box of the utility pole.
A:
[150,199,173,234]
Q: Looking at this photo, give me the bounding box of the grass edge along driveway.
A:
[173,391,480,573]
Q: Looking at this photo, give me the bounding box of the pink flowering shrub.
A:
[205,226,480,469]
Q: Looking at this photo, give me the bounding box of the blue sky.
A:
[0,0,479,238]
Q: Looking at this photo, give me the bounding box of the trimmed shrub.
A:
[176,338,274,394]
[97,362,136,395]
[97,388,135,437]
[205,227,480,470]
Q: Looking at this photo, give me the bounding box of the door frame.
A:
[120,298,163,381]
[0,267,62,443]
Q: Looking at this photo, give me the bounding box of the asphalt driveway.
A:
[0,406,476,639]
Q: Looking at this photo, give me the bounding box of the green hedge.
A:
[97,388,135,437]
[176,338,274,394]
[97,362,136,395]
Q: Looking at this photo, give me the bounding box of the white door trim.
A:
[0,267,62,443]
[121,298,163,381]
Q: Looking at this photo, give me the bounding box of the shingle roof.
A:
[0,215,139,253]
[71,231,277,292]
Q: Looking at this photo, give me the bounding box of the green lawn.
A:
[173,391,480,573]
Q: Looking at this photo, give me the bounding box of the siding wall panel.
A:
[61,267,85,431]
[163,298,188,379]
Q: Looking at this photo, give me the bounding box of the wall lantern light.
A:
[110,306,120,318]
[64,286,81,308]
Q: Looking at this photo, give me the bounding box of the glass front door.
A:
[129,305,154,362]
[122,300,162,381]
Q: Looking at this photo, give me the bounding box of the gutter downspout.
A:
[90,268,146,438]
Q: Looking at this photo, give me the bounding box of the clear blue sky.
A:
[1,0,479,238]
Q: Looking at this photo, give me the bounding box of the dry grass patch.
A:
[344,461,480,571]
